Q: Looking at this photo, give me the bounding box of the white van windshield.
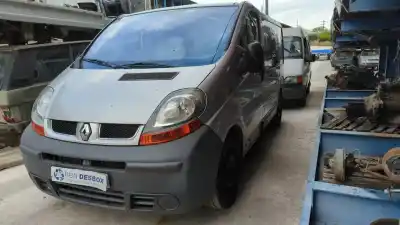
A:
[283,36,303,59]
[81,6,238,69]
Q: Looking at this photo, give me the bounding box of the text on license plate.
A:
[51,166,108,191]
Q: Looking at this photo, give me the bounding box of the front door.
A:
[236,10,266,150]
[260,17,280,120]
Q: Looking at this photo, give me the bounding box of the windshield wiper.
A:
[118,62,173,68]
[82,58,122,69]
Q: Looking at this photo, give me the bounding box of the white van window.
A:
[283,36,303,59]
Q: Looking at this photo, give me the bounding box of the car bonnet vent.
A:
[119,72,178,81]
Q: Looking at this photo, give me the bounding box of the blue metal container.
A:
[300,87,400,225]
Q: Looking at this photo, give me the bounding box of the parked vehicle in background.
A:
[330,49,356,69]
[0,41,89,146]
[282,27,316,106]
[311,49,332,61]
[20,2,284,214]
[358,48,380,69]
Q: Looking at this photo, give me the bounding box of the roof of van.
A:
[282,27,306,37]
[0,40,90,52]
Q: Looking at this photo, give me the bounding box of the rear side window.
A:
[81,6,239,69]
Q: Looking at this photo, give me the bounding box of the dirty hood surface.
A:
[47,65,215,124]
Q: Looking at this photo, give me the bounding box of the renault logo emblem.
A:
[79,123,92,141]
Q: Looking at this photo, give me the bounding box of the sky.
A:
[194,0,335,30]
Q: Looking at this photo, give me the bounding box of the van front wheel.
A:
[209,136,242,210]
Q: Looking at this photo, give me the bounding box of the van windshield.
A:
[283,36,303,59]
[81,6,238,69]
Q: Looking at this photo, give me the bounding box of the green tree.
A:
[318,31,331,42]
[312,26,329,32]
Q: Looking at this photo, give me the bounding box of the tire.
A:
[271,92,282,127]
[306,82,311,95]
[209,135,242,210]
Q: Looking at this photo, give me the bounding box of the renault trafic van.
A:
[20,2,283,214]
[282,27,315,106]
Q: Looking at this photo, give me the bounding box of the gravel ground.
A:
[0,61,333,225]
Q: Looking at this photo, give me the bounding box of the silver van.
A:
[20,3,283,214]
[282,28,315,106]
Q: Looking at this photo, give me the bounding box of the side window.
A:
[261,18,278,64]
[240,11,260,47]
[36,45,72,82]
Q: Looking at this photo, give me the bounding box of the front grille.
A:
[50,120,139,139]
[52,120,77,135]
[100,124,138,139]
[56,184,125,209]
[42,153,126,170]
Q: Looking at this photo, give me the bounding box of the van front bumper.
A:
[20,125,223,214]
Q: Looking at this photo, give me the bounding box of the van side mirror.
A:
[305,54,316,62]
[247,41,264,73]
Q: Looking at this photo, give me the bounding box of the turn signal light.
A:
[32,121,45,136]
[297,76,303,84]
[139,119,202,146]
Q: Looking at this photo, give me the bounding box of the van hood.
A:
[282,58,305,77]
[46,65,215,124]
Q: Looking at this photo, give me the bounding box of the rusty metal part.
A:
[382,148,400,184]
[333,149,346,182]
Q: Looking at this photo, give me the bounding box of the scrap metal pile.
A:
[325,64,381,90]
[345,79,400,124]
[322,148,400,191]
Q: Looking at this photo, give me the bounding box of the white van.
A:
[282,27,315,106]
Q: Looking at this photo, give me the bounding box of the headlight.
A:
[154,91,205,127]
[31,86,54,136]
[140,88,206,146]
